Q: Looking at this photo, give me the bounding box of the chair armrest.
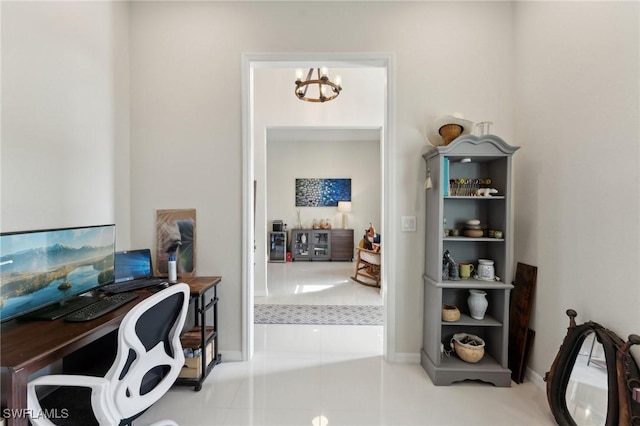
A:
[28,375,117,426]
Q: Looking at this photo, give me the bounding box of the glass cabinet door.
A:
[292,230,310,260]
[311,230,331,260]
[269,232,286,262]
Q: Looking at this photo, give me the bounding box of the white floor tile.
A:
[138,261,554,426]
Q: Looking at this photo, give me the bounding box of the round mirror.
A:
[564,331,609,425]
[546,310,621,426]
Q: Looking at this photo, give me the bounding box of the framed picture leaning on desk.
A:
[155,209,196,279]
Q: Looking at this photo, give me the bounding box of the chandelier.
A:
[294,67,342,103]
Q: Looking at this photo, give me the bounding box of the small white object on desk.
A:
[168,255,177,283]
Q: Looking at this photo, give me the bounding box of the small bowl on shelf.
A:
[441,304,461,322]
[451,333,485,363]
[463,229,484,238]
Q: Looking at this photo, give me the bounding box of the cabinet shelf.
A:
[442,312,502,327]
[440,351,503,371]
[426,275,511,289]
[421,135,519,387]
[174,277,221,392]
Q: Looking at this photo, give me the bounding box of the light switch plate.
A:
[401,216,416,232]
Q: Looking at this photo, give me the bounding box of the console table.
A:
[0,276,221,426]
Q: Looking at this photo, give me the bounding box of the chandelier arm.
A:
[294,68,342,102]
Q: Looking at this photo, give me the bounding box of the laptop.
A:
[101,249,166,294]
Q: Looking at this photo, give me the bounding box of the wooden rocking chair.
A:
[351,239,381,288]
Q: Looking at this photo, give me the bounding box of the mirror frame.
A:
[545,309,640,426]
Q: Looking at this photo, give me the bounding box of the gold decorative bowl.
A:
[442,304,461,322]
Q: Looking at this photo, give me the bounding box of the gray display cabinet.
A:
[268,231,287,262]
[290,229,331,261]
[421,134,519,387]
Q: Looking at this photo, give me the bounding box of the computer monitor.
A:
[0,224,116,322]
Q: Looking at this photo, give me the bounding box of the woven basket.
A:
[451,333,485,363]
[441,304,461,322]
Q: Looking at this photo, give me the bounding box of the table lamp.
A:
[338,201,352,229]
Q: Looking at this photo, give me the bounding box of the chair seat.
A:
[360,251,380,265]
[27,284,191,426]
[351,239,381,288]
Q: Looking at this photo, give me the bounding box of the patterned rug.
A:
[254,304,383,325]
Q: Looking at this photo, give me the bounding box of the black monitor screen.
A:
[0,224,115,322]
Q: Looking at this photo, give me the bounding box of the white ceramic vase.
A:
[468,289,488,320]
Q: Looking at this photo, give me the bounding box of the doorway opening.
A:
[241,54,396,361]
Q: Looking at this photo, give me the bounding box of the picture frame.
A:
[155,209,196,278]
[295,178,351,207]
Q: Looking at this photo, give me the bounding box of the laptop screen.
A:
[114,249,153,282]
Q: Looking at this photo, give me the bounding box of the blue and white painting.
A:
[295,178,351,207]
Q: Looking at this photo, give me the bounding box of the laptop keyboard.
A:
[101,277,166,294]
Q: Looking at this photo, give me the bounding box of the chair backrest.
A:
[105,283,190,421]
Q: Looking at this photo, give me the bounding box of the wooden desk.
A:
[0,276,221,426]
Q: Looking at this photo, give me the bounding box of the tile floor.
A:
[257,261,382,306]
[138,261,555,425]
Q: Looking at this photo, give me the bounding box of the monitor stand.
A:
[19,294,102,321]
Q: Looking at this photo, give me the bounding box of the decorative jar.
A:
[467,289,488,320]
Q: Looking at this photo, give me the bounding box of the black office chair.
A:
[27,284,190,426]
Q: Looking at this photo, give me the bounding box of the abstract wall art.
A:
[295,178,351,207]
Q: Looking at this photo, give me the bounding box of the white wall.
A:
[267,138,380,235]
[128,1,514,357]
[513,1,640,374]
[4,0,637,380]
[1,1,130,247]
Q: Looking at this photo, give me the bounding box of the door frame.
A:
[241,52,396,361]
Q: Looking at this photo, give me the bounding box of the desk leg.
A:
[1,367,28,426]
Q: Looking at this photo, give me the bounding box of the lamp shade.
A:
[337,201,352,213]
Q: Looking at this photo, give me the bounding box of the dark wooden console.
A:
[330,229,354,261]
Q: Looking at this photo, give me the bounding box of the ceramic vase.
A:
[468,289,488,320]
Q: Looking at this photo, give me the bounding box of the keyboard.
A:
[101,277,166,294]
[64,292,139,322]
[19,295,102,321]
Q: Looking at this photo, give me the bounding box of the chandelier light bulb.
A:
[295,68,303,82]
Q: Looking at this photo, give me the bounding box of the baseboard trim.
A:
[219,350,243,362]
[388,352,420,364]
[526,367,546,391]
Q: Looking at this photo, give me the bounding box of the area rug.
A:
[254,304,383,325]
